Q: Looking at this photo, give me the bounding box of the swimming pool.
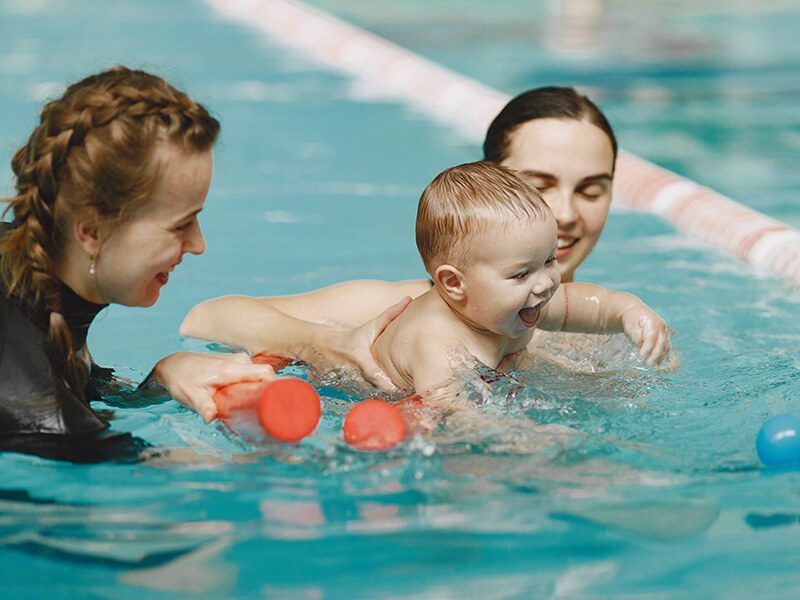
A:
[1,0,800,597]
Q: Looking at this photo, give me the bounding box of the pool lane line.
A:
[205,0,800,287]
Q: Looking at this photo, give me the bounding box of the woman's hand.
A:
[620,303,671,367]
[151,352,277,422]
[314,297,411,391]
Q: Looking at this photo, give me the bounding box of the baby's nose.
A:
[530,272,555,296]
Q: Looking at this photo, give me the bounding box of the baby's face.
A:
[459,213,560,338]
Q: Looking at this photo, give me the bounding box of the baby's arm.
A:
[539,283,670,366]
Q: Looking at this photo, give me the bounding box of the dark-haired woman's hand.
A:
[151,352,277,422]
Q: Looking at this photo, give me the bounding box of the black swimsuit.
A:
[0,226,145,462]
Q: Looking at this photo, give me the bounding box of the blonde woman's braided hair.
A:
[0,66,220,400]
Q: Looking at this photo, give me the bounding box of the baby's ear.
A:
[434,264,466,301]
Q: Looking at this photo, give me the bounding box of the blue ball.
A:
[757,414,800,467]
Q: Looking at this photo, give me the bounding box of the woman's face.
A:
[95,145,213,307]
[500,118,615,283]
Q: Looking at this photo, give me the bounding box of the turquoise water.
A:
[1,1,800,597]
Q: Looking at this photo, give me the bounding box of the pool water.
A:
[1,1,800,597]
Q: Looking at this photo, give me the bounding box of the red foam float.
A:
[343,398,408,451]
[213,380,268,418]
[251,353,293,371]
[258,378,321,443]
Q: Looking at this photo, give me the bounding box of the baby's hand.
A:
[620,302,671,367]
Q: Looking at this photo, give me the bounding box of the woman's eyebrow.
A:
[519,169,556,179]
[579,174,613,184]
[173,208,203,225]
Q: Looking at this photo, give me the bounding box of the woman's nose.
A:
[184,224,206,256]
[545,189,579,228]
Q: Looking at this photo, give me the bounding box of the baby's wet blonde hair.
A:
[416,161,549,274]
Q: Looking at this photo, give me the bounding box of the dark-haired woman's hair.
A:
[483,86,617,167]
[0,66,220,400]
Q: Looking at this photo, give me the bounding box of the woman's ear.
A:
[434,264,467,302]
[71,210,104,257]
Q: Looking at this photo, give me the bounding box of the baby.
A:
[372,161,670,397]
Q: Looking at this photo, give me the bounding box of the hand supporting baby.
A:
[309,297,412,391]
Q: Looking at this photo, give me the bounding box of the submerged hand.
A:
[152,352,277,422]
[620,303,671,367]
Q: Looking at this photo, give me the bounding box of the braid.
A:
[0,66,220,400]
[3,122,86,395]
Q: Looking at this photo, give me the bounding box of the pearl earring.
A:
[89,257,96,276]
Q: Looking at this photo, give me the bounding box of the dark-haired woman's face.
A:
[500,118,614,283]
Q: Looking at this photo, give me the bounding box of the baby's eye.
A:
[545,255,557,266]
[513,270,529,280]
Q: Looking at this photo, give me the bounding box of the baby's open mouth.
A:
[519,305,542,328]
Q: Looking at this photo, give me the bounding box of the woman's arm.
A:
[257,279,431,327]
[180,294,412,390]
[180,279,430,382]
[182,280,429,337]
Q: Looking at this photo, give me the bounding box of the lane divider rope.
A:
[206,0,800,287]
